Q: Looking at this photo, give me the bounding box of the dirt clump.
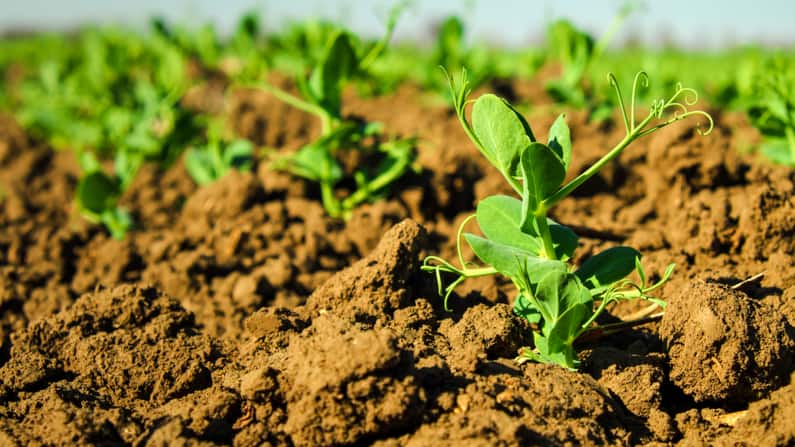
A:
[303,219,428,322]
[659,280,795,403]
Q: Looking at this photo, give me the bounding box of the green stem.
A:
[359,3,401,71]
[543,112,654,209]
[320,182,342,217]
[786,126,795,163]
[577,297,613,337]
[255,82,329,123]
[340,154,411,212]
[534,208,556,260]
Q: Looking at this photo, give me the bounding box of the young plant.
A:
[423,70,713,369]
[545,3,634,115]
[747,59,795,166]
[185,121,254,185]
[257,10,415,219]
[76,152,135,240]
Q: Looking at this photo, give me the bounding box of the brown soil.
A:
[1,79,794,446]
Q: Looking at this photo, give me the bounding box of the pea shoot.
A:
[423,70,713,369]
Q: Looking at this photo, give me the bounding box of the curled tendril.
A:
[608,71,714,138]
[630,71,650,130]
[607,73,630,133]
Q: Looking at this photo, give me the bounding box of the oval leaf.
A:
[476,195,542,255]
[549,221,578,261]
[472,94,535,175]
[77,171,121,216]
[575,246,641,287]
[519,142,565,229]
[309,31,357,113]
[464,233,534,279]
[547,114,572,169]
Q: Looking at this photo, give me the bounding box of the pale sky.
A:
[1,0,794,48]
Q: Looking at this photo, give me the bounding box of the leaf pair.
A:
[468,195,578,266]
[185,139,254,185]
[469,94,572,218]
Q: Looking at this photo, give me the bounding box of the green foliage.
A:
[747,58,795,166]
[259,8,416,219]
[273,121,415,219]
[423,70,713,369]
[544,4,634,116]
[76,153,133,240]
[185,122,254,185]
[544,19,595,106]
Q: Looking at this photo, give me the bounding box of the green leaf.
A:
[78,151,101,173]
[575,246,642,288]
[223,139,254,171]
[533,332,579,369]
[100,207,133,240]
[533,269,592,331]
[523,270,592,370]
[513,292,541,324]
[547,114,572,169]
[76,171,121,216]
[464,233,535,279]
[114,151,142,189]
[476,195,542,254]
[185,148,216,185]
[549,221,578,261]
[308,31,357,114]
[761,138,795,166]
[518,142,565,229]
[288,142,343,183]
[471,94,535,175]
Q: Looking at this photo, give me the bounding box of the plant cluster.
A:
[423,70,713,369]
[2,6,792,243]
[258,10,416,219]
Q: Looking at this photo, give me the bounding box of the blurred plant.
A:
[257,8,416,219]
[544,3,635,118]
[76,152,134,240]
[747,58,795,166]
[185,120,254,185]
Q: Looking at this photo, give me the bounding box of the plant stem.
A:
[256,82,329,122]
[340,154,411,212]
[543,112,654,208]
[534,208,556,260]
[320,182,342,217]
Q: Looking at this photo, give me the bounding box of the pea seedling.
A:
[76,152,134,240]
[423,70,713,369]
[185,120,254,185]
[545,3,634,118]
[747,59,795,166]
[256,8,415,219]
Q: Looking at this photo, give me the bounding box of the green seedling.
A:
[185,121,254,185]
[423,70,713,369]
[747,59,795,166]
[76,152,134,240]
[545,3,634,115]
[256,8,415,219]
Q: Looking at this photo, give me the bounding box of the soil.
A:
[1,78,794,446]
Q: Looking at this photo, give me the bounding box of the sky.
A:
[1,0,794,49]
